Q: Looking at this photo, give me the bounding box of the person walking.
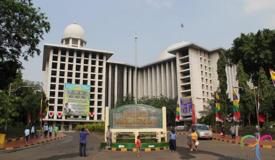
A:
[54,125,59,137]
[230,125,236,139]
[31,124,35,139]
[191,128,198,151]
[169,129,177,152]
[24,126,30,144]
[106,125,112,149]
[135,135,142,158]
[43,123,48,138]
[79,128,91,157]
[187,129,192,151]
[48,125,53,138]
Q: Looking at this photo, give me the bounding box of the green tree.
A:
[258,67,275,121]
[0,92,19,131]
[228,29,275,85]
[237,62,256,125]
[217,50,231,117]
[0,0,50,89]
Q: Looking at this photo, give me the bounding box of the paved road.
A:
[0,132,274,160]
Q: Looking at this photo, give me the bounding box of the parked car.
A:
[192,124,213,139]
[175,125,186,131]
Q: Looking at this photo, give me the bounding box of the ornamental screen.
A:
[63,83,90,116]
[109,104,162,129]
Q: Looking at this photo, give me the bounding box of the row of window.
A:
[50,76,103,84]
[51,71,104,80]
[51,62,104,71]
[52,48,104,60]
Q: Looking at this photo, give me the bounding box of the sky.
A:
[22,0,275,82]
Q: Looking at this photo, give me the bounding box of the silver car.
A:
[192,124,213,139]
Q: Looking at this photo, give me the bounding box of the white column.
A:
[104,107,109,142]
[171,61,176,98]
[108,64,112,108]
[156,65,160,97]
[133,68,137,100]
[148,68,151,97]
[162,107,167,142]
[152,66,156,97]
[123,67,127,97]
[166,62,171,98]
[143,69,147,96]
[101,56,107,120]
[161,63,166,96]
[128,68,132,97]
[138,70,143,98]
[114,65,118,105]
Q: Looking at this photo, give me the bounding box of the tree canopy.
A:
[228,29,275,85]
[0,0,50,89]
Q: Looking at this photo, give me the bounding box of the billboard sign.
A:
[180,97,192,119]
[109,104,162,129]
[63,83,90,116]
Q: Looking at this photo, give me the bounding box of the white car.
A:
[175,125,186,131]
[192,124,213,139]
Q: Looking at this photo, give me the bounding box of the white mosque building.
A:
[42,23,237,130]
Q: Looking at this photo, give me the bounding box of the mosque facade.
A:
[42,23,237,130]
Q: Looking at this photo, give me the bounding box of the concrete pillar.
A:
[161,63,166,96]
[162,107,167,142]
[171,61,176,98]
[108,64,112,108]
[104,107,109,142]
[152,67,156,96]
[148,68,151,97]
[114,65,118,105]
[144,69,148,96]
[166,62,171,98]
[123,67,127,97]
[128,68,132,97]
[156,65,160,96]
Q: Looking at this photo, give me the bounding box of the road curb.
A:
[213,135,273,149]
[107,147,168,152]
[0,133,66,153]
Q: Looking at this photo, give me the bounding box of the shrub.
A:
[75,123,105,132]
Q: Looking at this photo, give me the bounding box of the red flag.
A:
[259,114,265,123]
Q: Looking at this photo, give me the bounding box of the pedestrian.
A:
[187,129,192,151]
[169,129,176,152]
[106,125,112,149]
[54,125,59,137]
[48,125,53,137]
[135,135,142,158]
[24,126,30,144]
[43,123,48,138]
[31,124,35,139]
[230,125,235,139]
[220,125,225,137]
[79,128,91,157]
[191,128,198,151]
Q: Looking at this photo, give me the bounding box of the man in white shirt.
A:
[24,127,30,143]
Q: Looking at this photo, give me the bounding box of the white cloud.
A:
[145,0,174,8]
[244,0,275,13]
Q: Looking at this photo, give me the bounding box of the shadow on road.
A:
[38,153,79,160]
[176,146,244,160]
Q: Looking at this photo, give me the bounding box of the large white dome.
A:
[63,23,85,41]
[158,41,191,61]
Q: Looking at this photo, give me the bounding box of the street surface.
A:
[0,132,274,160]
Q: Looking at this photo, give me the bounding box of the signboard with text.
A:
[109,104,162,129]
[180,97,192,120]
[63,83,90,116]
